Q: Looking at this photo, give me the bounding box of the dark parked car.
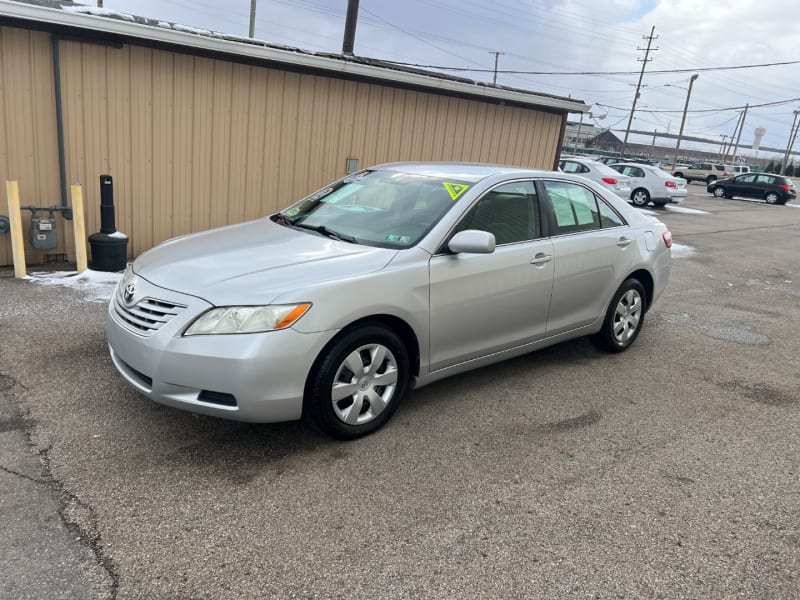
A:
[707,173,797,205]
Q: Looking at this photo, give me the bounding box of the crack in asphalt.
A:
[0,370,120,599]
[0,463,49,484]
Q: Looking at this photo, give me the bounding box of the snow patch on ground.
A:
[27,269,123,302]
[665,205,710,215]
[671,243,695,258]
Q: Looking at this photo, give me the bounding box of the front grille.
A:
[113,292,186,335]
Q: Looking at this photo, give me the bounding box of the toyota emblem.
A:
[123,282,135,304]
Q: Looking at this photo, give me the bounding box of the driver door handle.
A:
[530,253,553,265]
[617,237,633,248]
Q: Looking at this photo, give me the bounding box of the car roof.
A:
[372,162,550,183]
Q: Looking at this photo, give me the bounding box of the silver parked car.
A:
[107,163,672,439]
[558,156,632,200]
[609,162,688,207]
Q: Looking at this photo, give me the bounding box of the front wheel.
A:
[590,279,646,353]
[765,192,780,204]
[631,188,650,207]
[304,324,409,439]
[713,186,726,198]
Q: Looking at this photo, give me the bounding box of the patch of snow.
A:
[665,205,710,215]
[671,242,696,258]
[107,231,129,239]
[157,21,172,29]
[28,269,123,302]
[785,202,799,208]
[61,6,136,22]
[172,24,215,36]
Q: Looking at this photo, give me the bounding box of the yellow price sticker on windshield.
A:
[443,182,469,201]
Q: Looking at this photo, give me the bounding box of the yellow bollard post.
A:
[5,180,27,278]
[70,184,88,273]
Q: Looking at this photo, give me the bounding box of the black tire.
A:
[631,188,650,207]
[304,324,409,439]
[590,278,646,353]
[713,186,726,198]
[673,172,684,180]
[653,201,667,207]
[706,175,717,184]
[765,192,780,204]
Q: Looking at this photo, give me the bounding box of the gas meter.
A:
[29,209,59,250]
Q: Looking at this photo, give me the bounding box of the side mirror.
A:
[448,229,496,254]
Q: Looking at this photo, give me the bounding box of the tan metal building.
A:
[0,0,587,266]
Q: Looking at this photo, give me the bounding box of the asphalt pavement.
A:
[1,187,799,599]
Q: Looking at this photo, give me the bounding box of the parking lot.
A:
[2,185,800,599]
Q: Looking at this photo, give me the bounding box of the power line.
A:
[596,96,800,114]
[377,58,800,76]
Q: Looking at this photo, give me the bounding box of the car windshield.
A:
[274,170,468,249]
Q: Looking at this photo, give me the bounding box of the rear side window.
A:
[543,181,624,234]
[559,161,590,174]
[714,165,725,171]
[756,175,774,184]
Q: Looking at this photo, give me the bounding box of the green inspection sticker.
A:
[385,234,412,244]
[443,182,469,201]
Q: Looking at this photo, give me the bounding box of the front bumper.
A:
[106,276,337,423]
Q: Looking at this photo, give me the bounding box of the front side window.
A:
[737,174,757,183]
[544,181,623,234]
[455,181,539,245]
[275,170,468,248]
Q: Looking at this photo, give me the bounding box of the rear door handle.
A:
[530,253,553,265]
[617,237,633,248]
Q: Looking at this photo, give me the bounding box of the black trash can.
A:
[89,231,128,272]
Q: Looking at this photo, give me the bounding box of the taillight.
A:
[662,231,672,248]
[779,184,790,191]
[665,181,677,188]
[722,171,728,176]
[601,177,618,185]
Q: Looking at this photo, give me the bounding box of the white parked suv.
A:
[672,162,730,184]
[610,163,688,207]
[558,157,631,199]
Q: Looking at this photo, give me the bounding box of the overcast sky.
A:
[88,0,800,161]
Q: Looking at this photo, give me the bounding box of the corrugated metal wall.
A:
[1,26,563,265]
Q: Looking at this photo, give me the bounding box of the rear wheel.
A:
[304,324,409,439]
[673,172,684,180]
[765,192,780,204]
[590,279,646,353]
[631,188,650,207]
[706,175,717,184]
[713,186,726,198]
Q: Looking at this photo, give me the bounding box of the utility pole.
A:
[718,134,728,159]
[489,51,504,86]
[97,0,103,6]
[673,74,698,167]
[341,0,359,55]
[722,111,744,165]
[780,109,800,175]
[730,103,749,166]
[248,0,257,38]
[620,26,658,157]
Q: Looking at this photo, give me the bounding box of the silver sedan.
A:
[107,163,672,439]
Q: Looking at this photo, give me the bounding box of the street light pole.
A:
[672,74,698,167]
[780,109,800,175]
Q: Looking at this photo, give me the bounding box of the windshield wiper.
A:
[293,223,357,243]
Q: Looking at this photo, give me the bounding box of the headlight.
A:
[184,303,311,335]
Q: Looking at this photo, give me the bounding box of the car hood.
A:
[133,218,398,305]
